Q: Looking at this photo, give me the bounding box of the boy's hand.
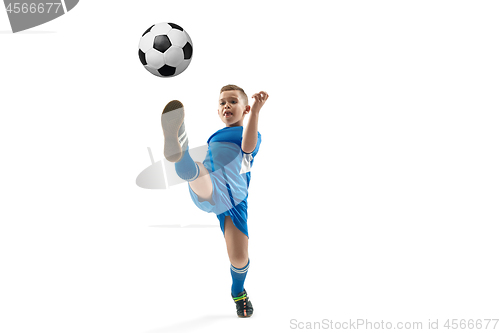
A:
[250,91,269,113]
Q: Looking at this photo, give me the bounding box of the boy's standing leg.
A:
[187,173,253,318]
[186,165,252,317]
[224,216,253,317]
[224,215,249,272]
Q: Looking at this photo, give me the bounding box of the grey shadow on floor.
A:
[146,314,236,333]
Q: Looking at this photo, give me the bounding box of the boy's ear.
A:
[245,105,251,113]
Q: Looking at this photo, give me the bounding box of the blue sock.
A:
[230,259,250,297]
[174,146,199,181]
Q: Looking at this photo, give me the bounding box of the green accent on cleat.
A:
[232,289,253,318]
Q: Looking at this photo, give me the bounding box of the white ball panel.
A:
[144,65,161,77]
[167,29,188,47]
[145,49,166,69]
[151,22,172,36]
[185,32,193,46]
[175,59,191,76]
[163,47,184,67]
[139,32,155,52]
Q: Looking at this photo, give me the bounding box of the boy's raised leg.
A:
[188,162,213,201]
[161,100,214,200]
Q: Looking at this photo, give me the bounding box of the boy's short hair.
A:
[220,84,248,106]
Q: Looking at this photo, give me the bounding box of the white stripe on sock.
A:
[178,131,188,147]
[231,265,250,274]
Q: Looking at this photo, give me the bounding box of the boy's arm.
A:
[242,111,259,153]
[242,91,269,153]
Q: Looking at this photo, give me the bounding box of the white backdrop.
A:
[1,1,499,332]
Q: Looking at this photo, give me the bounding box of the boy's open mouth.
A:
[224,111,232,117]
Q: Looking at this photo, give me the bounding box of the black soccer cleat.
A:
[232,289,253,318]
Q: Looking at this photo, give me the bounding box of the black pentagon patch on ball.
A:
[158,64,176,76]
[142,24,154,37]
[153,35,172,52]
[138,50,147,65]
[183,42,193,60]
[168,23,183,31]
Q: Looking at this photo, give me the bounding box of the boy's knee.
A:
[230,255,249,268]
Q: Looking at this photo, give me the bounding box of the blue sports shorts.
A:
[188,171,249,238]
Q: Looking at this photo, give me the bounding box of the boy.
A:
[161,85,269,318]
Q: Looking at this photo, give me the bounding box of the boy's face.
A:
[218,90,250,127]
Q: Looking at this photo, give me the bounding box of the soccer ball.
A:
[138,22,193,77]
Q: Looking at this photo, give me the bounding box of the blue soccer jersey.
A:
[188,126,261,237]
